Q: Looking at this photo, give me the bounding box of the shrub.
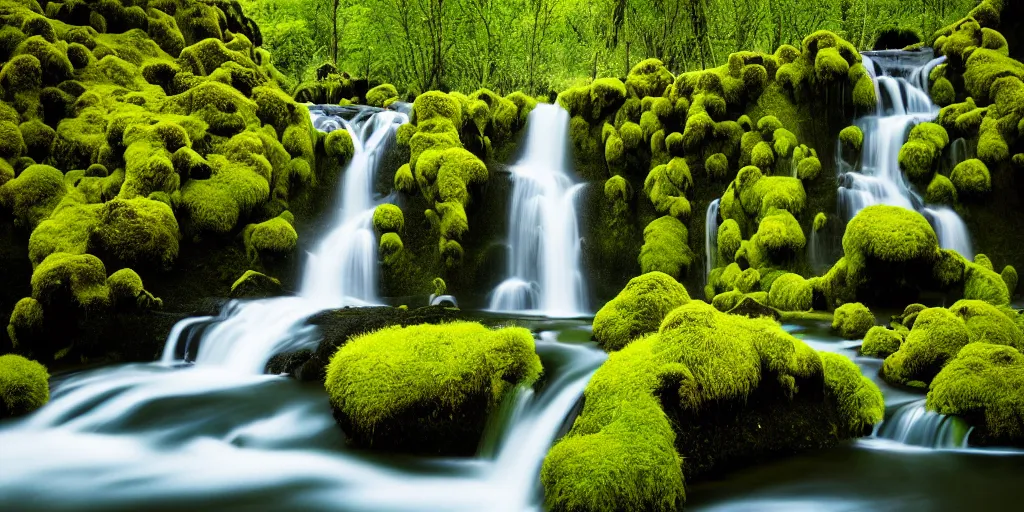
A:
[325,322,542,454]
[0,354,50,418]
[832,302,874,339]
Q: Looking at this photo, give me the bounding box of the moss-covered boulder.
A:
[768,273,812,311]
[0,354,50,418]
[861,326,903,358]
[927,343,1024,447]
[592,272,690,352]
[542,301,883,511]
[832,302,874,339]
[325,322,542,455]
[638,216,693,279]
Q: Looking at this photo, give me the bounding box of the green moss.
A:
[842,205,939,277]
[325,322,542,454]
[230,270,282,298]
[325,129,354,162]
[750,141,775,170]
[379,232,403,265]
[813,212,827,232]
[0,164,66,228]
[927,343,1024,446]
[964,262,1011,305]
[950,158,991,196]
[604,175,630,203]
[6,297,43,349]
[243,212,297,259]
[839,126,863,153]
[88,197,179,269]
[394,163,414,193]
[832,302,874,339]
[626,58,673,98]
[882,307,970,385]
[0,54,42,94]
[705,153,728,180]
[861,326,903,358]
[852,74,877,110]
[373,203,404,233]
[107,267,161,309]
[18,119,55,161]
[593,272,690,352]
[27,197,101,267]
[643,163,691,219]
[756,208,805,256]
[366,84,399,108]
[604,133,624,168]
[814,47,850,82]
[717,218,741,264]
[0,354,49,418]
[931,77,955,105]
[413,91,462,127]
[925,174,958,204]
[734,268,761,293]
[0,121,26,159]
[543,301,883,511]
[639,216,693,279]
[31,252,109,310]
[768,273,812,312]
[1002,266,1018,297]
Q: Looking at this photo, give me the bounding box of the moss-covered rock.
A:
[325,322,542,455]
[950,158,991,196]
[89,197,180,269]
[6,297,44,349]
[0,354,50,418]
[230,269,282,298]
[365,83,399,108]
[243,212,297,260]
[768,273,812,312]
[925,173,958,204]
[593,272,690,352]
[839,125,863,153]
[832,302,874,339]
[638,216,693,279]
[324,128,354,161]
[927,343,1024,447]
[861,326,903,358]
[542,301,883,511]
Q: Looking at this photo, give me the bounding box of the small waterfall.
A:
[705,199,720,282]
[838,50,973,258]
[873,399,971,449]
[161,106,407,373]
[808,229,830,274]
[489,104,588,317]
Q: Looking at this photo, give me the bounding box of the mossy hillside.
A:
[931,6,1024,274]
[324,321,542,455]
[542,300,883,511]
[0,353,49,418]
[0,0,336,363]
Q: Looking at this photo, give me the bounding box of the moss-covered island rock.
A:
[542,299,883,511]
[592,271,690,352]
[324,321,542,455]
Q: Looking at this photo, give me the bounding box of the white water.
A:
[838,51,973,259]
[489,104,588,317]
[870,399,971,449]
[0,331,606,512]
[705,198,720,282]
[160,107,405,373]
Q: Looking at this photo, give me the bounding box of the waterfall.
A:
[838,50,973,259]
[873,399,971,449]
[161,106,406,373]
[489,104,588,317]
[705,199,720,282]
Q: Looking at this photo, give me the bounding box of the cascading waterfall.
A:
[837,50,973,259]
[159,106,405,373]
[489,104,589,317]
[871,399,972,449]
[705,199,720,283]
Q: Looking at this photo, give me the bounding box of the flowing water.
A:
[160,107,405,372]
[838,50,973,259]
[490,104,589,317]
[705,198,720,283]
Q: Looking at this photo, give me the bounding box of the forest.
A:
[1,0,1022,510]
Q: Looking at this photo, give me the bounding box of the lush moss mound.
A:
[768,273,812,311]
[325,322,542,455]
[832,302,874,339]
[950,158,991,196]
[243,211,297,260]
[925,173,958,204]
[324,129,354,160]
[593,272,690,352]
[90,197,180,269]
[6,297,43,348]
[897,123,948,183]
[542,301,883,511]
[0,354,50,418]
[839,125,863,153]
[365,83,399,108]
[638,216,693,279]
[372,203,403,233]
[882,300,1023,386]
[927,343,1024,446]
[861,326,903,358]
